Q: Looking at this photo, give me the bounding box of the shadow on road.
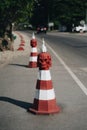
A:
[9,63,28,68]
[0,96,33,110]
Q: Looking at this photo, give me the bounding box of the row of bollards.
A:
[17,32,25,51]
[28,33,38,68]
[28,33,61,115]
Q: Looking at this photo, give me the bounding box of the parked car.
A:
[37,26,47,34]
[72,24,87,33]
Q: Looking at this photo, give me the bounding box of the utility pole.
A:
[85,8,87,24]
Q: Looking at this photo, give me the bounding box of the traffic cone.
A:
[28,33,38,68]
[17,34,25,51]
[17,46,24,51]
[19,40,25,46]
[29,39,60,114]
[17,41,25,50]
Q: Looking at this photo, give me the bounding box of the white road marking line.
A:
[47,44,87,96]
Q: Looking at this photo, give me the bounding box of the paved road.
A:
[0,31,87,130]
[41,32,87,91]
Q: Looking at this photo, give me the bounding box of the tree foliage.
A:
[0,0,87,34]
[31,0,87,31]
[0,0,34,37]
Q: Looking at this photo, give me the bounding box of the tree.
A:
[0,0,34,37]
[31,0,87,31]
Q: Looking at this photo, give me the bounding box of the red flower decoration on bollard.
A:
[30,39,37,47]
[38,52,52,70]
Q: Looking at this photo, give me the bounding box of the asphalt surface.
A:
[0,31,87,130]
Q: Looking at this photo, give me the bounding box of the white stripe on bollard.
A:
[31,47,37,52]
[29,56,37,62]
[38,70,51,80]
[35,88,55,100]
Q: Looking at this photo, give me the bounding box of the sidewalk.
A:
[0,31,31,68]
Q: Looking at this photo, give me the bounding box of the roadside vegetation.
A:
[0,0,87,51]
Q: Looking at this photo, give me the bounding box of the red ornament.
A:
[30,39,37,47]
[38,52,52,70]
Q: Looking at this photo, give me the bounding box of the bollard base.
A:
[29,106,61,115]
